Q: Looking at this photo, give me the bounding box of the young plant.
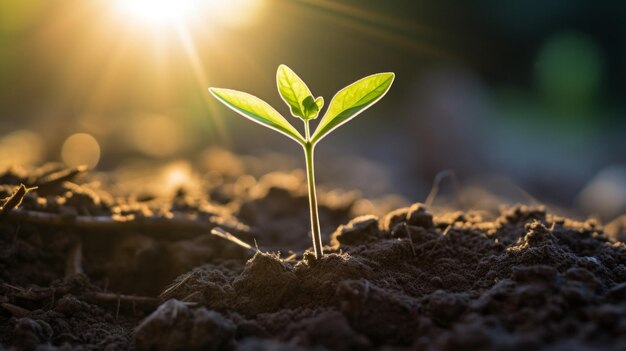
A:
[209,65,394,258]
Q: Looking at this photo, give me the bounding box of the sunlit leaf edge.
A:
[311,72,395,144]
[209,87,305,144]
[276,64,315,121]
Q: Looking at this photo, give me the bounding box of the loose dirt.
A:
[0,164,624,350]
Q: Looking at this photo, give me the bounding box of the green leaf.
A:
[314,96,324,111]
[209,88,305,144]
[302,96,319,119]
[276,64,320,120]
[312,72,394,144]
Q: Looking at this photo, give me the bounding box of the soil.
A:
[0,163,625,350]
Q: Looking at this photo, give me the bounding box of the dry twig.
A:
[65,240,84,278]
[0,184,36,215]
[33,166,87,194]
[211,227,256,254]
[424,170,464,209]
[0,302,31,318]
[2,283,159,314]
[4,209,249,236]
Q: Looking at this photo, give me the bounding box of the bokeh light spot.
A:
[536,31,604,109]
[162,161,193,192]
[61,133,101,169]
[0,130,44,169]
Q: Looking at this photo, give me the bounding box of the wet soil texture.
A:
[0,164,625,350]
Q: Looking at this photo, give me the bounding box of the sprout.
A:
[209,65,395,258]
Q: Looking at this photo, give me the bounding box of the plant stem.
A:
[304,121,323,259]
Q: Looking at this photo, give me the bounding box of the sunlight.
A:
[115,0,264,28]
[116,0,201,26]
[294,0,448,58]
[163,161,193,191]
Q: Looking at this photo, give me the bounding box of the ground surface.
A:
[0,163,625,350]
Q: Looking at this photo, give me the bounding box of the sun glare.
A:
[115,0,264,27]
[116,0,199,25]
[163,162,193,192]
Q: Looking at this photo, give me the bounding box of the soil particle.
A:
[605,214,626,242]
[134,299,235,351]
[379,202,434,233]
[406,202,435,229]
[380,206,410,232]
[330,214,381,246]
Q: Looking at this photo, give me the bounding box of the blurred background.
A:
[1,0,625,220]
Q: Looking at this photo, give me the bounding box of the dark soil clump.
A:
[0,165,625,350]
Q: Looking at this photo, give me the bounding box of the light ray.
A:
[293,0,453,59]
[175,21,230,143]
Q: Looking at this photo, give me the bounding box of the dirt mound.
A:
[157,206,626,350]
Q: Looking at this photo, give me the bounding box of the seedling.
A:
[209,65,394,258]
